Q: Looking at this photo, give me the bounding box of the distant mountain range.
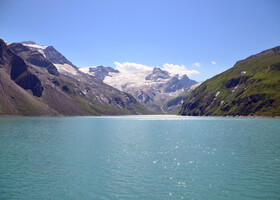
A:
[0,39,150,116]
[19,40,199,114]
[80,66,198,112]
[180,46,280,117]
[1,38,279,117]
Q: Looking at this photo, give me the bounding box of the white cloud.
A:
[162,63,199,77]
[211,61,216,65]
[113,62,199,77]
[114,62,153,73]
[193,62,201,67]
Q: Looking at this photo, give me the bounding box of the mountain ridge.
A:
[0,39,150,116]
[179,45,280,117]
[80,65,198,113]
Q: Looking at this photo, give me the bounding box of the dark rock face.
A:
[137,91,153,104]
[0,40,27,80]
[51,79,60,86]
[7,43,30,54]
[9,43,59,76]
[89,65,119,81]
[0,39,44,97]
[225,76,249,88]
[164,75,196,93]
[110,97,125,107]
[10,54,28,80]
[15,71,44,97]
[44,46,74,66]
[270,63,280,71]
[124,93,137,104]
[145,67,170,81]
[62,85,70,93]
[47,65,59,76]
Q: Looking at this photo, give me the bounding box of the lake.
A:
[0,115,279,199]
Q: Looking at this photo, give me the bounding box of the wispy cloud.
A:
[193,62,201,67]
[162,63,199,77]
[113,62,199,77]
[211,61,216,64]
[114,62,153,73]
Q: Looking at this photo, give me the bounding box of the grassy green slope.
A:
[180,46,280,117]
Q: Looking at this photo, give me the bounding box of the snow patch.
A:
[231,85,238,93]
[104,71,157,91]
[54,64,78,75]
[79,67,90,74]
[37,49,46,58]
[79,66,104,77]
[22,43,48,50]
[21,43,48,58]
[240,71,246,76]
[215,91,220,97]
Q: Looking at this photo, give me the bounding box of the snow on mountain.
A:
[79,66,91,74]
[21,41,80,77]
[79,65,198,112]
[19,40,198,113]
[54,63,78,75]
[1,39,149,116]
[21,43,48,50]
[104,70,153,90]
[80,65,119,81]
[4,41,10,45]
[21,41,48,58]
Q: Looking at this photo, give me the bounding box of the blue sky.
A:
[1,0,280,81]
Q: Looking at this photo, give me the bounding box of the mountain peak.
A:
[153,67,169,74]
[80,65,119,81]
[20,41,36,45]
[89,65,119,73]
[145,67,170,81]
[20,41,48,51]
[19,41,77,75]
[180,74,190,80]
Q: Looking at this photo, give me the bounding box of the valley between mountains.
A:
[0,38,279,116]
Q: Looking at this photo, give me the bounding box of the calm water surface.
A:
[0,115,279,200]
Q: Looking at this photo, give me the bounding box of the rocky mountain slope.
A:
[162,82,202,114]
[0,39,149,116]
[20,41,79,77]
[0,40,58,115]
[80,65,198,112]
[180,46,280,117]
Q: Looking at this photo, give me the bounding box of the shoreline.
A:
[0,114,279,118]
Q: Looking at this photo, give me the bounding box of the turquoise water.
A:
[0,115,279,200]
